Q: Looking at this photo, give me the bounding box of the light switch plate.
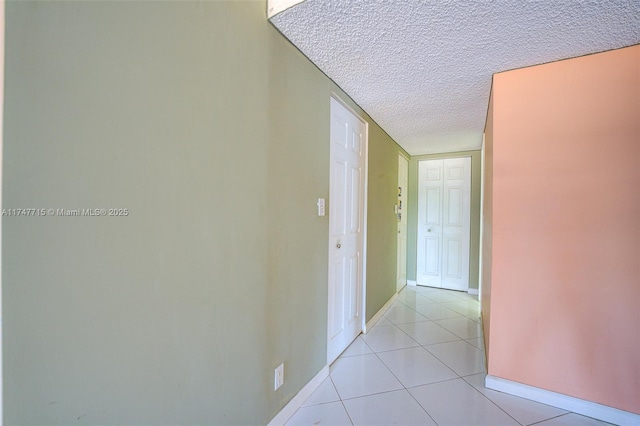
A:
[317,198,325,216]
[274,363,284,390]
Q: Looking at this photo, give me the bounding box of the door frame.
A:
[479,135,485,302]
[0,3,5,420]
[327,94,369,363]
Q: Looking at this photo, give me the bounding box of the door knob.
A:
[336,243,341,248]
[427,228,432,232]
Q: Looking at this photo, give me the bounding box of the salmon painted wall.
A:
[488,45,640,413]
[481,88,494,359]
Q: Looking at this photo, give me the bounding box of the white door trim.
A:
[479,135,485,302]
[1,2,6,421]
[327,94,368,364]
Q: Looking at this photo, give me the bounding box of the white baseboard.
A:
[270,288,401,426]
[363,293,397,333]
[268,365,330,426]
[485,375,640,426]
[407,280,417,287]
[467,288,479,295]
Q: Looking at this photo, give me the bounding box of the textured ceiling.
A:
[271,1,640,155]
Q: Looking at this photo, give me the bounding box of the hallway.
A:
[285,286,610,425]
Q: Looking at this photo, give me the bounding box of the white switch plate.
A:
[274,363,284,390]
[317,198,325,216]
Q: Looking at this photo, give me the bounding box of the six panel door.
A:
[327,97,366,364]
[416,157,471,291]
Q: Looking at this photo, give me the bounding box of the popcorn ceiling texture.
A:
[271,1,640,155]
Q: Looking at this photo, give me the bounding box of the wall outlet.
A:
[274,363,284,391]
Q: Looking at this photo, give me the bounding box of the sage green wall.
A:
[266,15,331,419]
[407,151,482,290]
[3,1,405,424]
[364,125,409,321]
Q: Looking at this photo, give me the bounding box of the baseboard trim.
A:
[268,365,330,426]
[407,280,417,287]
[467,288,479,295]
[363,293,397,333]
[485,375,640,426]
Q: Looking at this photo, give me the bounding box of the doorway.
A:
[416,157,471,291]
[327,97,367,364]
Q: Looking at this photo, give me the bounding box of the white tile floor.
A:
[285,285,613,426]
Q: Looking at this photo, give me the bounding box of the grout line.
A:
[339,387,406,402]
[299,398,343,408]
[405,376,462,389]
[338,398,355,426]
[464,378,525,425]
[366,333,440,425]
[358,334,375,353]
[527,413,572,426]
[405,386,440,425]
[328,375,344,406]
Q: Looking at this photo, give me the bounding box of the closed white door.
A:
[417,157,471,291]
[396,155,408,292]
[327,97,366,364]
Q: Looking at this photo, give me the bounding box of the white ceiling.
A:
[270,1,640,155]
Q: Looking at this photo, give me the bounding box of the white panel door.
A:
[441,158,471,290]
[417,160,444,287]
[327,97,366,364]
[417,158,471,291]
[396,155,409,292]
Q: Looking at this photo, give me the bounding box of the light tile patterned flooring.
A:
[285,285,612,426]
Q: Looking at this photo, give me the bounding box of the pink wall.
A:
[487,45,640,414]
[481,89,494,358]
